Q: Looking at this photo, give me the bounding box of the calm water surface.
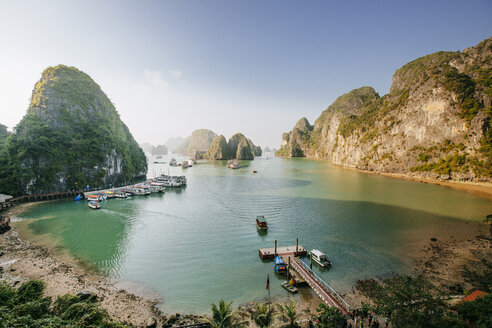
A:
[16,156,491,313]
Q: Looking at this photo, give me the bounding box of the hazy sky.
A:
[0,0,491,148]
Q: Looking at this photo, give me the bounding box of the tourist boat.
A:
[282,280,298,293]
[181,161,189,168]
[87,194,101,202]
[88,201,100,210]
[226,159,240,169]
[187,159,194,167]
[114,192,128,198]
[169,158,177,166]
[104,191,115,199]
[310,249,332,268]
[274,256,287,274]
[74,195,83,201]
[133,186,151,195]
[256,216,268,231]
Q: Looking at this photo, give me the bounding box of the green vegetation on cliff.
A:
[206,133,261,160]
[277,37,492,180]
[0,280,129,328]
[0,65,147,195]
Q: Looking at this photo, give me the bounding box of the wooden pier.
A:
[0,191,82,212]
[258,239,307,259]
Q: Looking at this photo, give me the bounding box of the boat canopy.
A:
[311,249,326,259]
[257,216,267,223]
[274,256,285,265]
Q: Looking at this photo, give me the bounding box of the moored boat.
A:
[87,194,101,202]
[169,158,177,166]
[74,195,83,201]
[274,256,286,274]
[282,280,298,293]
[309,249,332,268]
[88,201,100,210]
[226,159,240,169]
[256,215,268,231]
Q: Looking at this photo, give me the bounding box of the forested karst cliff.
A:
[173,129,217,155]
[0,65,147,195]
[206,133,262,160]
[277,37,492,182]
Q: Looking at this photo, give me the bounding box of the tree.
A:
[249,302,276,328]
[313,303,346,328]
[276,300,299,328]
[209,300,248,328]
[359,275,448,328]
[456,294,492,328]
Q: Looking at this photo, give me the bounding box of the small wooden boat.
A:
[253,170,257,173]
[282,280,298,293]
[88,201,100,210]
[274,256,286,274]
[256,216,268,231]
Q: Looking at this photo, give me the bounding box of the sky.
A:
[0,0,491,148]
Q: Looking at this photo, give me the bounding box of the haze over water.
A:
[16,156,491,314]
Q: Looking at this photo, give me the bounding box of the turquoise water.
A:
[16,156,491,314]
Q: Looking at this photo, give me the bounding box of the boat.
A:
[309,249,332,268]
[88,201,100,210]
[253,170,257,173]
[87,194,101,202]
[169,158,177,166]
[74,195,83,201]
[181,161,189,168]
[104,191,115,199]
[187,159,194,167]
[274,256,287,274]
[226,159,240,169]
[256,215,268,231]
[114,192,128,198]
[282,280,298,293]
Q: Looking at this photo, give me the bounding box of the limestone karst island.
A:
[0,2,491,328]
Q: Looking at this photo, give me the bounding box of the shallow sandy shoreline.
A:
[337,165,492,200]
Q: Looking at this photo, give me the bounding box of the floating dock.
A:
[258,239,307,259]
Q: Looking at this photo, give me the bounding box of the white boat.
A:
[226,159,240,169]
[187,159,194,167]
[309,249,332,268]
[181,161,189,168]
[114,192,128,198]
[88,201,100,210]
[169,158,177,166]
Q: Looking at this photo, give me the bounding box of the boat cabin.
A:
[310,249,332,268]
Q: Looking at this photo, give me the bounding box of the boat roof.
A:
[311,249,326,257]
[274,256,285,265]
[256,216,267,223]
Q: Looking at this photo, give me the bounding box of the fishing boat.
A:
[282,280,298,293]
[88,201,100,210]
[74,195,83,201]
[256,215,268,231]
[274,256,287,274]
[253,170,257,173]
[309,249,332,268]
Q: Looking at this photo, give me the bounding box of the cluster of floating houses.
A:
[80,174,187,210]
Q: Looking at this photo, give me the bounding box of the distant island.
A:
[277,37,491,183]
[173,129,262,160]
[0,65,147,196]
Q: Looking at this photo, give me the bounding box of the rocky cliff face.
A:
[206,133,262,160]
[174,129,217,155]
[152,145,168,155]
[0,65,147,195]
[277,38,492,182]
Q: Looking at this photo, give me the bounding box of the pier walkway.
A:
[290,257,350,315]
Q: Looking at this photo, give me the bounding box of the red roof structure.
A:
[463,290,488,302]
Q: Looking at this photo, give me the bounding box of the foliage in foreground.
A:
[313,303,346,328]
[209,300,248,328]
[248,302,276,328]
[357,274,492,328]
[276,300,299,328]
[0,280,129,328]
